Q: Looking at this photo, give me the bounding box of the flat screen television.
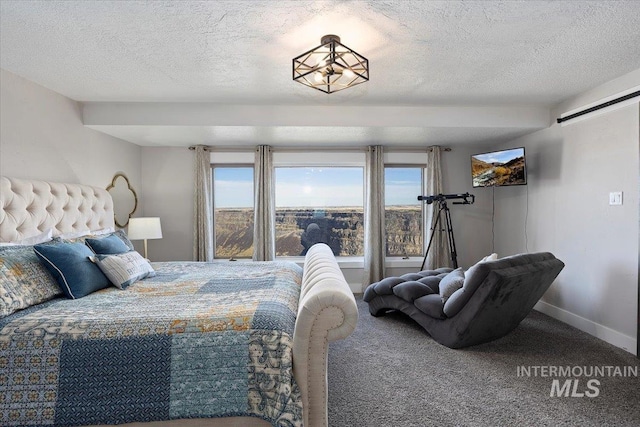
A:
[471,147,527,188]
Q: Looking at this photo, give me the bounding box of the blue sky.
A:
[214,167,254,208]
[472,147,524,164]
[385,168,422,206]
[213,167,422,208]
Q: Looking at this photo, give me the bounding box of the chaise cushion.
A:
[370,276,406,296]
[393,281,435,302]
[414,294,445,319]
[363,268,453,302]
[416,276,443,294]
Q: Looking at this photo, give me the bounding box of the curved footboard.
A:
[293,243,358,427]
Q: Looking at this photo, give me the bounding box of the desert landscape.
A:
[214,206,423,259]
[471,155,526,187]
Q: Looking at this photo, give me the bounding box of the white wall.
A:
[441,144,496,268]
[494,69,640,354]
[0,69,141,189]
[140,146,194,261]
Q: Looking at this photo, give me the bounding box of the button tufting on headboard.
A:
[0,176,115,243]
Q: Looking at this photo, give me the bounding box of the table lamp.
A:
[127,217,162,259]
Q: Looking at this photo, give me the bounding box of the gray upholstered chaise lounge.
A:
[363,252,564,348]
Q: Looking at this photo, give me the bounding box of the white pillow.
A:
[0,229,53,246]
[57,229,92,240]
[91,227,116,236]
[483,253,498,262]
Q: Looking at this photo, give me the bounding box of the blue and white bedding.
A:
[0,261,304,427]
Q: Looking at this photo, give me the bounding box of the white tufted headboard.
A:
[0,176,115,243]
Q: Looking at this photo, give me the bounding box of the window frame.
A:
[273,151,366,261]
[384,164,426,259]
[208,150,429,267]
[211,162,255,260]
[383,152,429,267]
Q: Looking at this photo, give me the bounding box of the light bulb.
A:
[316,59,327,68]
[314,72,324,83]
[343,69,355,79]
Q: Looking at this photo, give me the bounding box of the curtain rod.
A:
[557,90,640,124]
[189,145,452,152]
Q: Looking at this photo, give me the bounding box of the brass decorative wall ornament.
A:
[106,173,138,228]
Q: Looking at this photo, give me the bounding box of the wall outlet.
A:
[609,191,623,205]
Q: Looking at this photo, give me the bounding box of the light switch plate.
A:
[609,191,623,205]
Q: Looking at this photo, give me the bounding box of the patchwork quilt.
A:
[0,261,304,427]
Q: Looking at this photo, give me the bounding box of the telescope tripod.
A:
[420,199,458,271]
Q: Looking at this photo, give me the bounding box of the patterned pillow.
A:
[0,244,62,318]
[86,234,130,254]
[93,251,156,289]
[33,242,111,299]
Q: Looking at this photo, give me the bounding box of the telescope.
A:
[417,192,475,270]
[417,192,475,205]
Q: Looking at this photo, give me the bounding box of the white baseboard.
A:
[534,300,637,356]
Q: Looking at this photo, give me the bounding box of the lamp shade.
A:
[127,217,163,240]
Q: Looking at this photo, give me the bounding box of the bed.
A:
[0,176,358,427]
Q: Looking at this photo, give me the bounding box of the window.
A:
[274,167,364,257]
[212,151,426,261]
[384,167,423,257]
[212,166,254,259]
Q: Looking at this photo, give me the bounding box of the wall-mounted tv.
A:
[471,147,527,188]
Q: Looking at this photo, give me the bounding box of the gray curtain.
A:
[193,145,213,262]
[253,145,275,261]
[363,145,386,289]
[425,145,450,269]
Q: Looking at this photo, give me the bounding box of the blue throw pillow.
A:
[85,234,130,255]
[112,229,135,251]
[33,242,110,299]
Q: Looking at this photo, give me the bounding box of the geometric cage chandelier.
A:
[292,34,369,94]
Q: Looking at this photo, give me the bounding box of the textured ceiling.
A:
[2,0,640,147]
